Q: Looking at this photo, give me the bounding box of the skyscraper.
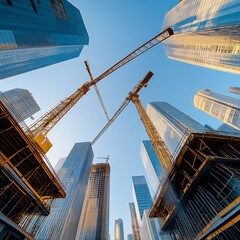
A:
[194,89,240,130]
[140,210,162,240]
[141,140,163,194]
[132,176,161,240]
[161,0,240,74]
[229,87,240,95]
[147,102,208,158]
[129,203,141,240]
[1,88,40,121]
[132,176,152,225]
[78,163,110,240]
[54,157,67,174]
[0,1,88,80]
[29,142,93,240]
[127,234,133,240]
[114,218,124,240]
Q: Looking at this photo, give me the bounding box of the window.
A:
[50,0,68,21]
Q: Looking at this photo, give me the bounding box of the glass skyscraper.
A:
[140,210,162,240]
[127,234,133,240]
[114,218,124,240]
[194,89,240,130]
[132,176,152,225]
[78,163,110,240]
[162,0,240,74]
[29,142,93,240]
[132,176,161,240]
[141,140,163,195]
[147,102,208,158]
[54,157,67,174]
[0,0,88,80]
[129,202,141,240]
[0,88,40,122]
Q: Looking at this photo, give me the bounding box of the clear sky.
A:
[1,0,240,239]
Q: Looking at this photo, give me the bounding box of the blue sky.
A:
[1,0,240,239]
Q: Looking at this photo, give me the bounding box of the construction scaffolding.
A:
[0,95,66,239]
[150,131,240,240]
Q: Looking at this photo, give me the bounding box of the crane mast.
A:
[29,28,174,154]
[92,71,174,171]
[129,93,173,170]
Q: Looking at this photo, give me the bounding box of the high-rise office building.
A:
[114,218,124,240]
[140,210,162,240]
[0,1,88,80]
[132,176,152,225]
[161,0,240,74]
[147,102,208,158]
[1,88,40,121]
[54,157,67,174]
[29,142,93,240]
[132,176,161,240]
[127,234,133,240]
[229,87,240,95]
[78,163,110,240]
[129,202,141,240]
[141,140,163,195]
[194,89,240,130]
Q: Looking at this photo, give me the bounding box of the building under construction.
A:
[78,162,110,240]
[0,96,66,240]
[149,104,240,239]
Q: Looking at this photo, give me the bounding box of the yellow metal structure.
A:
[92,71,174,171]
[130,94,173,171]
[29,28,174,153]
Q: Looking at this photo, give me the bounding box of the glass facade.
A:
[78,163,110,240]
[141,141,163,195]
[139,209,161,240]
[54,157,67,174]
[147,102,208,158]
[194,89,240,130]
[0,0,88,80]
[28,142,93,240]
[129,203,141,240]
[162,0,240,74]
[0,88,40,121]
[127,234,133,240]
[114,218,124,240]
[132,176,152,225]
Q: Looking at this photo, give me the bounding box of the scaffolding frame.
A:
[150,132,240,239]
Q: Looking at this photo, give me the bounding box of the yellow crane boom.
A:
[29,28,174,153]
[92,71,173,170]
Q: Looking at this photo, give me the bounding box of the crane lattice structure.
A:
[29,28,173,153]
[92,72,173,171]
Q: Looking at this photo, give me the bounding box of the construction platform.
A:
[150,131,240,239]
[0,100,66,225]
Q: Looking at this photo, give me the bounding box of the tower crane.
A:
[29,28,173,154]
[92,71,173,171]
